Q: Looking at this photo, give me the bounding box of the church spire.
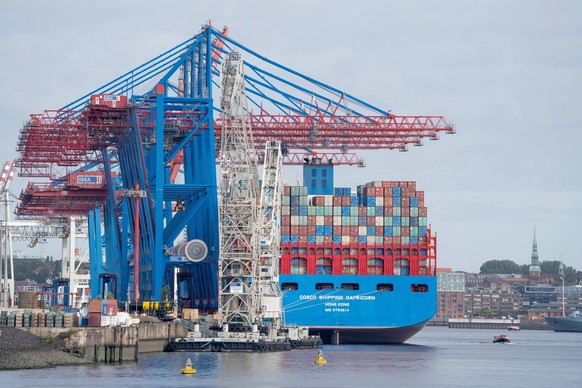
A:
[529,226,541,277]
[531,227,539,265]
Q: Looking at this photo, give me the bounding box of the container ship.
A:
[279,163,437,344]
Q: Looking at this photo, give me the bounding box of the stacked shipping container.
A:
[280,181,435,276]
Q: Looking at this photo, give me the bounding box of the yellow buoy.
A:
[315,350,327,365]
[181,358,197,375]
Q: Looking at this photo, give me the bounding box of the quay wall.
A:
[24,321,189,363]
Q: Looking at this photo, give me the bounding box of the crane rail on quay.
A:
[10,22,454,351]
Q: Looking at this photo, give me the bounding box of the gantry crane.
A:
[14,24,454,310]
[0,160,16,308]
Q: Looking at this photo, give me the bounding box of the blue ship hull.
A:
[280,274,437,344]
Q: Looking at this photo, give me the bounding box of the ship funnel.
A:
[165,239,208,262]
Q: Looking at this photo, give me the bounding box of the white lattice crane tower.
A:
[257,140,284,333]
[217,52,261,330]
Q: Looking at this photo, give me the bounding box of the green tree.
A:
[161,284,171,303]
[479,260,521,274]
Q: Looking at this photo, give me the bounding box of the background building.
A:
[436,270,465,319]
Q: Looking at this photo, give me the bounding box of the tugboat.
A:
[493,334,510,344]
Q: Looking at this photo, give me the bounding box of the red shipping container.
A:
[324,216,333,225]
[283,186,291,195]
[333,197,342,206]
[308,216,316,225]
[88,312,101,327]
[419,207,427,216]
[359,207,367,216]
[88,299,102,313]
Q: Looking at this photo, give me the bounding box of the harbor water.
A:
[2,326,581,387]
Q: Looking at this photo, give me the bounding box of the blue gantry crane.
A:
[15,23,454,310]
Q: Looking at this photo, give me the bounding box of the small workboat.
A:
[493,335,510,344]
[315,350,327,364]
[507,325,520,331]
[181,358,197,375]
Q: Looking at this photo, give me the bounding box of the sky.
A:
[0,0,580,273]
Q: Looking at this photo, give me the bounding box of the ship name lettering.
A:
[346,295,376,301]
[318,295,344,300]
[299,295,317,300]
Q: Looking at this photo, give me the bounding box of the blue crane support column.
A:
[153,83,166,301]
[88,207,104,299]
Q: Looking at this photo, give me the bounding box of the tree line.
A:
[479,259,580,284]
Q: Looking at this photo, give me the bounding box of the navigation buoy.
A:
[315,350,327,365]
[181,358,197,375]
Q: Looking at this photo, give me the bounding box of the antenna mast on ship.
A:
[559,259,565,316]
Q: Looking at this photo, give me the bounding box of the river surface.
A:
[2,326,581,387]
